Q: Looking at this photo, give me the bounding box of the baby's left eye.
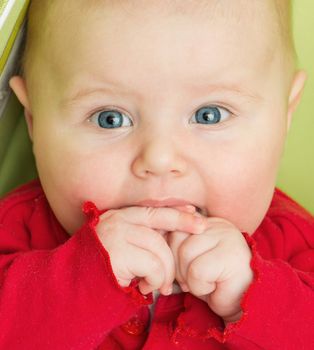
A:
[190,106,231,125]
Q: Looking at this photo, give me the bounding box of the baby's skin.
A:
[96,205,253,324]
[10,0,304,329]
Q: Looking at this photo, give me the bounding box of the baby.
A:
[1,0,313,349]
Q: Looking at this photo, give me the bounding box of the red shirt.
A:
[0,180,313,349]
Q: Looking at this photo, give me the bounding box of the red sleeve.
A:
[0,191,150,349]
[172,190,314,349]
[213,191,314,348]
[223,233,314,349]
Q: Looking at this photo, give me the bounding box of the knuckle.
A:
[144,206,158,222]
[101,208,117,218]
[163,208,181,231]
[150,257,162,274]
[100,209,122,223]
[97,212,126,244]
[178,241,193,262]
[176,210,186,225]
[217,218,237,231]
[189,283,208,297]
[189,262,206,282]
[149,230,165,248]
[100,219,120,236]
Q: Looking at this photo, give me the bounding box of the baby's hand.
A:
[168,217,253,324]
[96,206,205,296]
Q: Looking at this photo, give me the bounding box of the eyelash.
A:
[190,105,233,125]
[88,104,234,129]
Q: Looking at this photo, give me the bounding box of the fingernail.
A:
[162,285,173,296]
[180,283,189,292]
[185,205,196,213]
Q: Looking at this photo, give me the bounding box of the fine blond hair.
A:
[21,0,296,82]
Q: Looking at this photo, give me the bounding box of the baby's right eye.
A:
[89,110,133,129]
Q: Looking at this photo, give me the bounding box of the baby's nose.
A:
[131,135,187,179]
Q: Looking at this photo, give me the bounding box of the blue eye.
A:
[191,106,230,125]
[90,110,133,129]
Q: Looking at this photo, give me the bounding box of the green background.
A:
[276,0,314,213]
[0,0,313,213]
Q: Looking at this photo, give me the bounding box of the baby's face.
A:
[26,2,296,233]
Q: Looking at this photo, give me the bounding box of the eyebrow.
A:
[63,81,262,107]
[61,86,118,107]
[190,82,263,102]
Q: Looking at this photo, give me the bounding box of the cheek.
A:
[200,124,286,232]
[34,130,129,206]
[34,133,133,233]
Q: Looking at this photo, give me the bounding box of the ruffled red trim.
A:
[82,201,152,307]
[82,201,104,226]
[171,232,260,344]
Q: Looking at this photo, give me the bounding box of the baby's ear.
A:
[287,70,307,131]
[9,76,33,141]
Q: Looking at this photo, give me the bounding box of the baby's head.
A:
[11,0,306,234]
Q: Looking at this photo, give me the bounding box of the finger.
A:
[173,205,204,218]
[167,231,190,291]
[186,252,249,320]
[138,279,153,295]
[126,245,166,294]
[101,206,206,234]
[172,205,197,214]
[186,250,224,297]
[157,205,197,239]
[126,226,175,292]
[156,229,167,236]
[177,233,220,283]
[98,217,175,293]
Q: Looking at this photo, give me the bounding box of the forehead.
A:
[41,1,278,94]
[50,0,275,51]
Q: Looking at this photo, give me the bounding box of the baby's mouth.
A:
[195,206,203,214]
[161,204,207,217]
[135,199,208,216]
[195,206,208,216]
